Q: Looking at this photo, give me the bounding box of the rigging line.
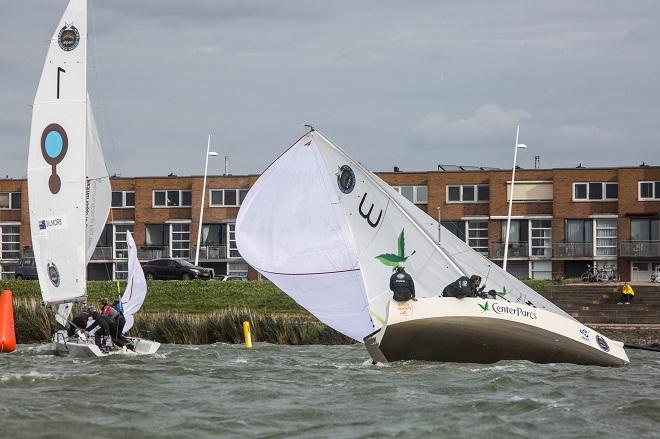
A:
[316,343,364,366]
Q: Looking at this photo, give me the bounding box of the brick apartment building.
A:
[0,165,658,282]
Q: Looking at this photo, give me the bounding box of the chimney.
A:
[224,156,229,175]
[393,166,400,172]
[534,156,540,169]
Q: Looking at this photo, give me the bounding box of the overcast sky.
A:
[2,1,659,178]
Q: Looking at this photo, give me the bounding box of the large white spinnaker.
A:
[28,0,88,305]
[121,231,147,333]
[237,134,374,341]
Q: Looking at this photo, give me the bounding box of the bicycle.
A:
[581,264,610,283]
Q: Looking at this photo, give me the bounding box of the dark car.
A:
[15,257,38,280]
[142,258,213,280]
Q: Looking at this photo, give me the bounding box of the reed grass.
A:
[11,299,354,345]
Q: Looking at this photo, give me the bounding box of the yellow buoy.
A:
[243,321,252,349]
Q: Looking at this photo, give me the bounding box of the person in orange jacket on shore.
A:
[618,282,634,304]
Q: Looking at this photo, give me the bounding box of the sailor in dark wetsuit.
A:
[86,311,111,352]
[390,264,416,301]
[442,274,488,299]
[67,309,90,337]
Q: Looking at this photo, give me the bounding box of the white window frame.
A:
[228,223,240,258]
[530,219,552,258]
[595,218,617,257]
[446,185,489,204]
[0,223,21,260]
[152,190,192,208]
[391,186,428,204]
[466,220,489,256]
[208,189,249,207]
[639,181,660,201]
[111,191,135,208]
[0,192,21,210]
[112,223,134,260]
[572,182,618,202]
[170,223,191,258]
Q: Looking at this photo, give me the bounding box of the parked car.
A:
[214,274,248,282]
[142,259,213,280]
[15,257,38,280]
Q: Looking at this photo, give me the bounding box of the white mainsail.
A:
[237,130,574,342]
[27,0,110,306]
[120,231,147,333]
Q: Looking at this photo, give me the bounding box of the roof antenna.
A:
[304,124,315,133]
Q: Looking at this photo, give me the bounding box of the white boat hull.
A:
[364,298,629,367]
[52,330,161,357]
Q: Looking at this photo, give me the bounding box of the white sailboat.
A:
[236,129,629,366]
[28,0,158,357]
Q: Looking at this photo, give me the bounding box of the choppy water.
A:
[1,344,659,439]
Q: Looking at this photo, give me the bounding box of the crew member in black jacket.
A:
[390,264,416,301]
[86,311,111,352]
[442,274,487,299]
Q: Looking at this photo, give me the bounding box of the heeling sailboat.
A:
[28,0,158,356]
[237,128,629,366]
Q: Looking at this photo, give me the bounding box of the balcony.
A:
[138,246,170,260]
[620,241,660,258]
[91,247,113,260]
[191,245,227,260]
[490,242,528,259]
[554,242,593,258]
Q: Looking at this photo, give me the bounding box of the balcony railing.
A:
[554,242,593,258]
[490,242,528,259]
[91,247,113,260]
[138,246,170,260]
[620,241,660,258]
[191,245,227,260]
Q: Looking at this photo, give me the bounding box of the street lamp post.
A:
[503,125,527,272]
[194,134,218,267]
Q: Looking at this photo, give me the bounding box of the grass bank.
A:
[3,279,557,345]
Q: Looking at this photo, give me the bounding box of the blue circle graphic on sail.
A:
[45,131,64,158]
[40,123,68,194]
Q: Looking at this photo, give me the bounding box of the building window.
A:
[111,191,135,208]
[0,225,20,259]
[639,181,660,200]
[171,223,190,258]
[201,224,225,245]
[467,221,488,256]
[1,262,17,280]
[573,182,618,201]
[502,220,529,243]
[228,223,240,258]
[507,182,553,202]
[531,220,552,257]
[209,189,249,207]
[566,219,592,242]
[146,224,169,246]
[446,185,489,203]
[440,221,466,240]
[595,219,617,256]
[114,224,133,259]
[631,218,660,241]
[115,261,129,280]
[0,193,21,210]
[392,186,428,204]
[153,190,192,207]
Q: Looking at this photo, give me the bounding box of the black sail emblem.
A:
[337,165,355,194]
[359,193,382,228]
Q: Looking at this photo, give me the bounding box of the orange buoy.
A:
[0,289,16,353]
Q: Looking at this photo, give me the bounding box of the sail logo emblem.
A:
[397,301,412,316]
[376,229,416,269]
[40,124,68,194]
[596,335,610,352]
[578,327,590,342]
[47,262,61,287]
[478,302,489,313]
[337,165,355,194]
[58,24,80,51]
[38,216,66,231]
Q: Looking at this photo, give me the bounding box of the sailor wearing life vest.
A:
[390,263,416,301]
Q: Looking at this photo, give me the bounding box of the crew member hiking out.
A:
[442,274,488,299]
[390,264,416,301]
[86,311,111,353]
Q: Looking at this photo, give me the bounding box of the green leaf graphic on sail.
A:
[375,229,416,270]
